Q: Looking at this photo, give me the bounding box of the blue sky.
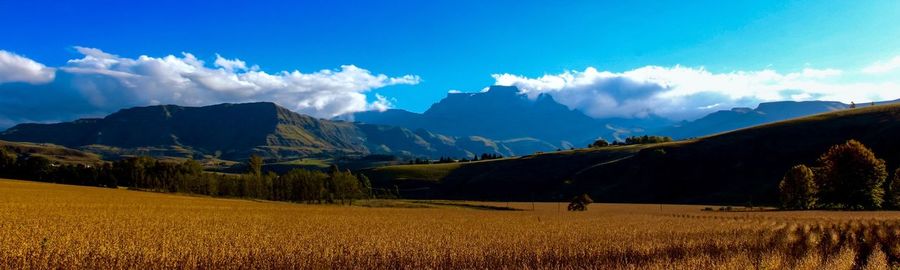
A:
[1,0,900,125]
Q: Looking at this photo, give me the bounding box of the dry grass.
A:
[2,179,899,269]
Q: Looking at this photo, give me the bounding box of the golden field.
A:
[1,179,899,269]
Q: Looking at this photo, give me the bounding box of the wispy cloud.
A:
[862,55,900,74]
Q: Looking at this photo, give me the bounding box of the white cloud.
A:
[862,56,900,74]
[0,50,56,84]
[493,65,900,120]
[794,68,842,79]
[368,94,394,112]
[214,53,248,72]
[0,47,420,125]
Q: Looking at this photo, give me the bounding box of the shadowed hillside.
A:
[365,104,900,205]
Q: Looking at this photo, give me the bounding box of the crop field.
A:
[1,179,900,269]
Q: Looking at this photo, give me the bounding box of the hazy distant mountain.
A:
[0,102,516,160]
[342,85,673,150]
[660,101,850,139]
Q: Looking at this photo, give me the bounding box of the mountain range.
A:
[341,85,878,146]
[1,85,892,163]
[340,85,673,150]
[0,102,517,161]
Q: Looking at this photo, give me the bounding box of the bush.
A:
[589,139,609,148]
[815,140,887,209]
[568,194,593,211]
[778,164,818,209]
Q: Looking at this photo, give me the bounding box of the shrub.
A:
[568,194,593,211]
[589,139,609,148]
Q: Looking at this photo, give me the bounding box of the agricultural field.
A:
[1,179,900,269]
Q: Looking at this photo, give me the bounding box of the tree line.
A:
[779,140,900,210]
[0,150,372,205]
[589,135,674,148]
[410,153,503,165]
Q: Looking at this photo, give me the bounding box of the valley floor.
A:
[1,179,899,269]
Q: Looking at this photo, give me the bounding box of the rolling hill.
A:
[363,103,900,205]
[0,140,102,164]
[0,102,518,161]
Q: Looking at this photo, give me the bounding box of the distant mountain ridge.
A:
[341,85,673,149]
[658,100,899,139]
[0,102,520,161]
[346,86,898,145]
[659,101,846,139]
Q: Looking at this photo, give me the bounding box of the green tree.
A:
[357,173,373,199]
[178,159,204,193]
[330,169,361,205]
[281,169,327,203]
[0,149,17,176]
[886,168,900,209]
[21,155,52,181]
[248,155,263,177]
[778,164,818,209]
[816,140,887,209]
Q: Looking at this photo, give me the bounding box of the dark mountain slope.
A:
[365,104,900,205]
[0,102,513,161]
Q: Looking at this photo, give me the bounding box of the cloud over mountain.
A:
[493,66,900,120]
[0,47,419,127]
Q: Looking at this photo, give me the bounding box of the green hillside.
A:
[0,140,102,164]
[364,104,900,204]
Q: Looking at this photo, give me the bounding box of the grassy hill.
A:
[0,140,102,164]
[364,104,900,205]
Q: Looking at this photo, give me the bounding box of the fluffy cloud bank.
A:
[493,65,900,120]
[0,47,419,127]
[0,50,56,84]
